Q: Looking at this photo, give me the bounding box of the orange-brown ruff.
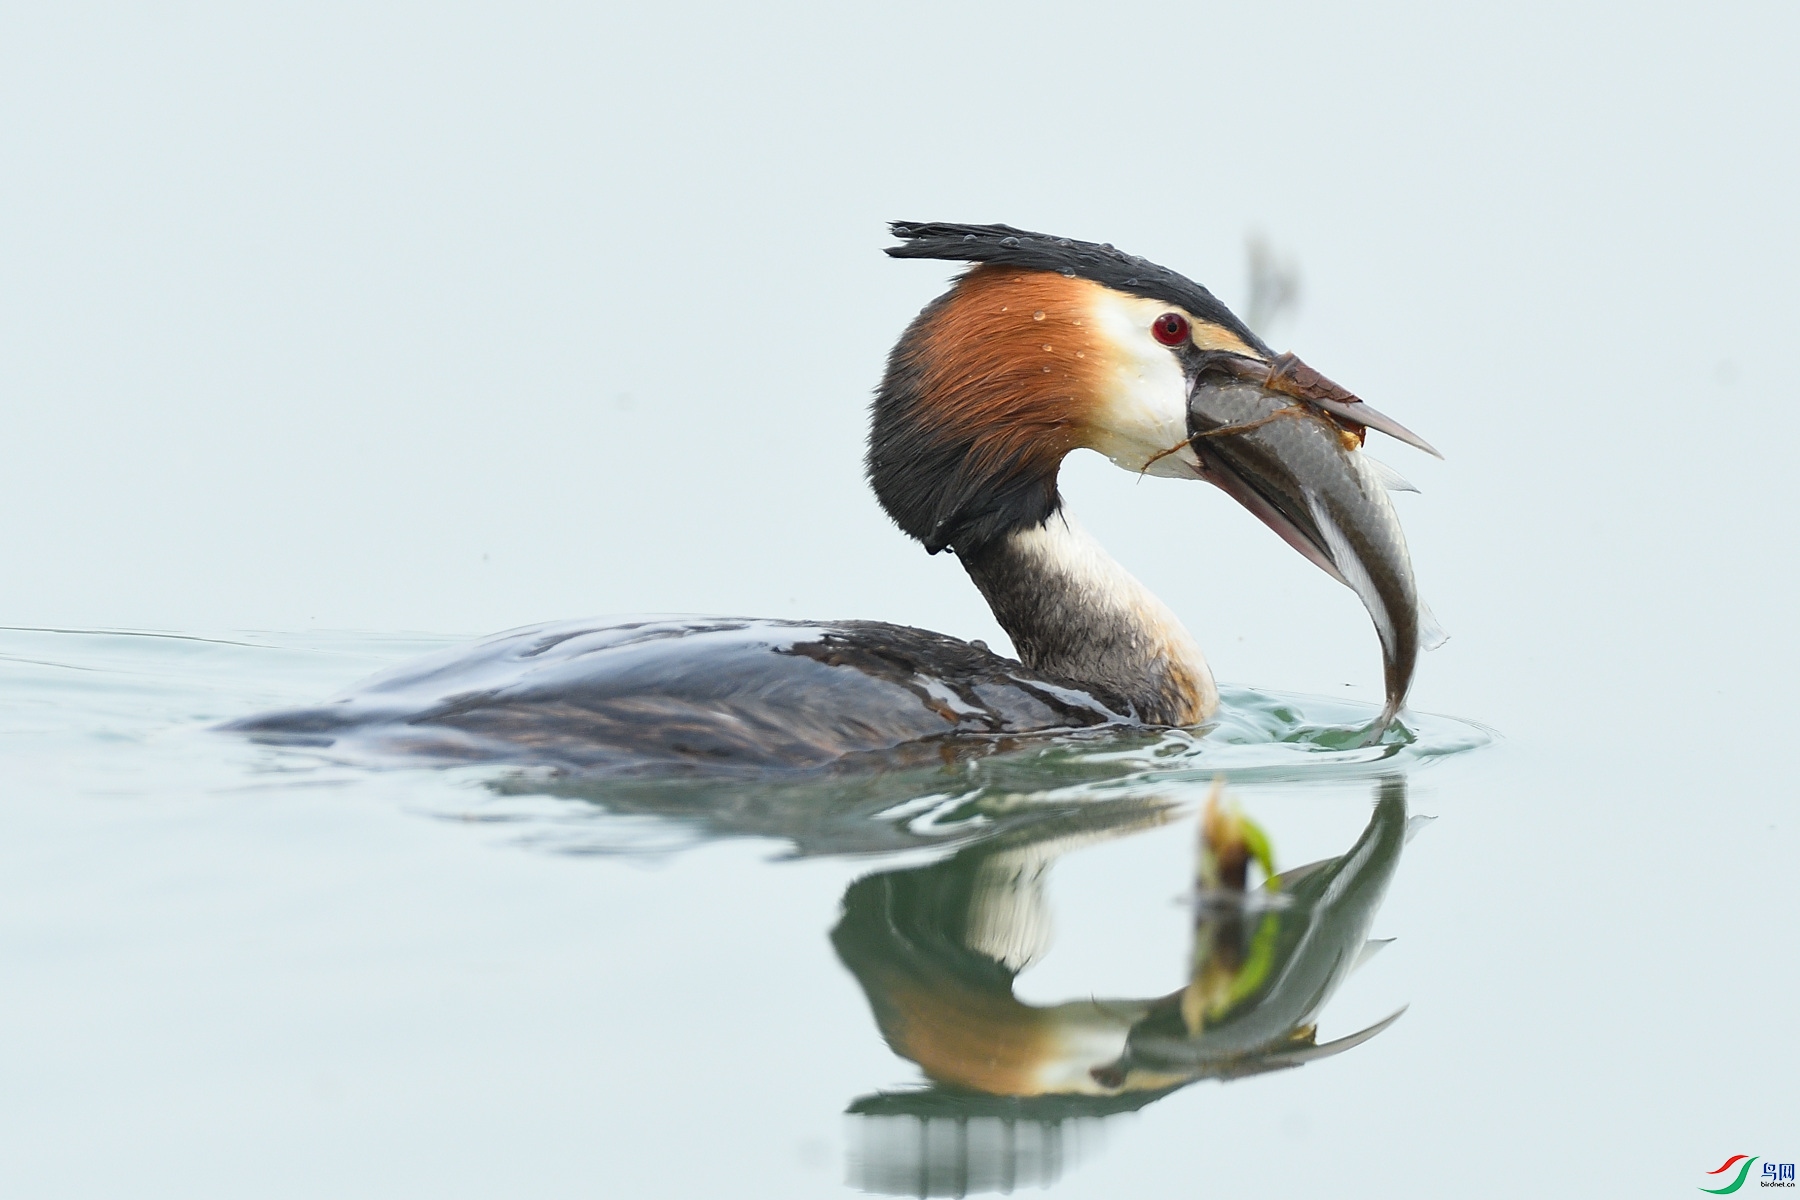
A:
[909,266,1113,484]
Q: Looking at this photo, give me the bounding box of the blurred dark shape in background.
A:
[1244,233,1302,340]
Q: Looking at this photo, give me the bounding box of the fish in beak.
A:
[1186,352,1441,731]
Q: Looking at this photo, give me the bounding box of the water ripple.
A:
[0,628,1491,861]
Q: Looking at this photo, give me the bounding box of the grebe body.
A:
[229,223,1437,770]
[228,616,1132,772]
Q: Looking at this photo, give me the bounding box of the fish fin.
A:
[1419,599,1449,651]
[1363,455,1419,494]
[1354,937,1395,972]
[1404,814,1436,844]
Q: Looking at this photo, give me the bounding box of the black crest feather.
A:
[885,221,1270,357]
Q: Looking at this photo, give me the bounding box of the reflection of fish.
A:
[835,779,1413,1194]
[1119,777,1408,1077]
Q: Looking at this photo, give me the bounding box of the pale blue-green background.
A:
[1,2,1795,1196]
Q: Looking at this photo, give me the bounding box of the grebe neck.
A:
[958,512,1216,726]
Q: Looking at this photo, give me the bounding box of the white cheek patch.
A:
[1084,292,1198,478]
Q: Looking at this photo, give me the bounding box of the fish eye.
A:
[1151,312,1190,347]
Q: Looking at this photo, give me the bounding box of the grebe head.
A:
[869,224,1263,554]
[869,221,1439,725]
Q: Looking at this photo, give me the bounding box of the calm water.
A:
[4,4,1799,1195]
[5,620,1790,1198]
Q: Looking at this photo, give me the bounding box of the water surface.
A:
[1,626,1495,1197]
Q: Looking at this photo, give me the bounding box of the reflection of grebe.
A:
[228,224,1437,772]
[836,779,1415,1196]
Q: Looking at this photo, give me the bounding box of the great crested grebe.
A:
[228,222,1439,773]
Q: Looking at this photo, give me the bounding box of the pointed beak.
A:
[1186,353,1436,729]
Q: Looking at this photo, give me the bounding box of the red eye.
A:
[1151,312,1190,347]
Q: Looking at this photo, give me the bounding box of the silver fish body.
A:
[1188,379,1420,729]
